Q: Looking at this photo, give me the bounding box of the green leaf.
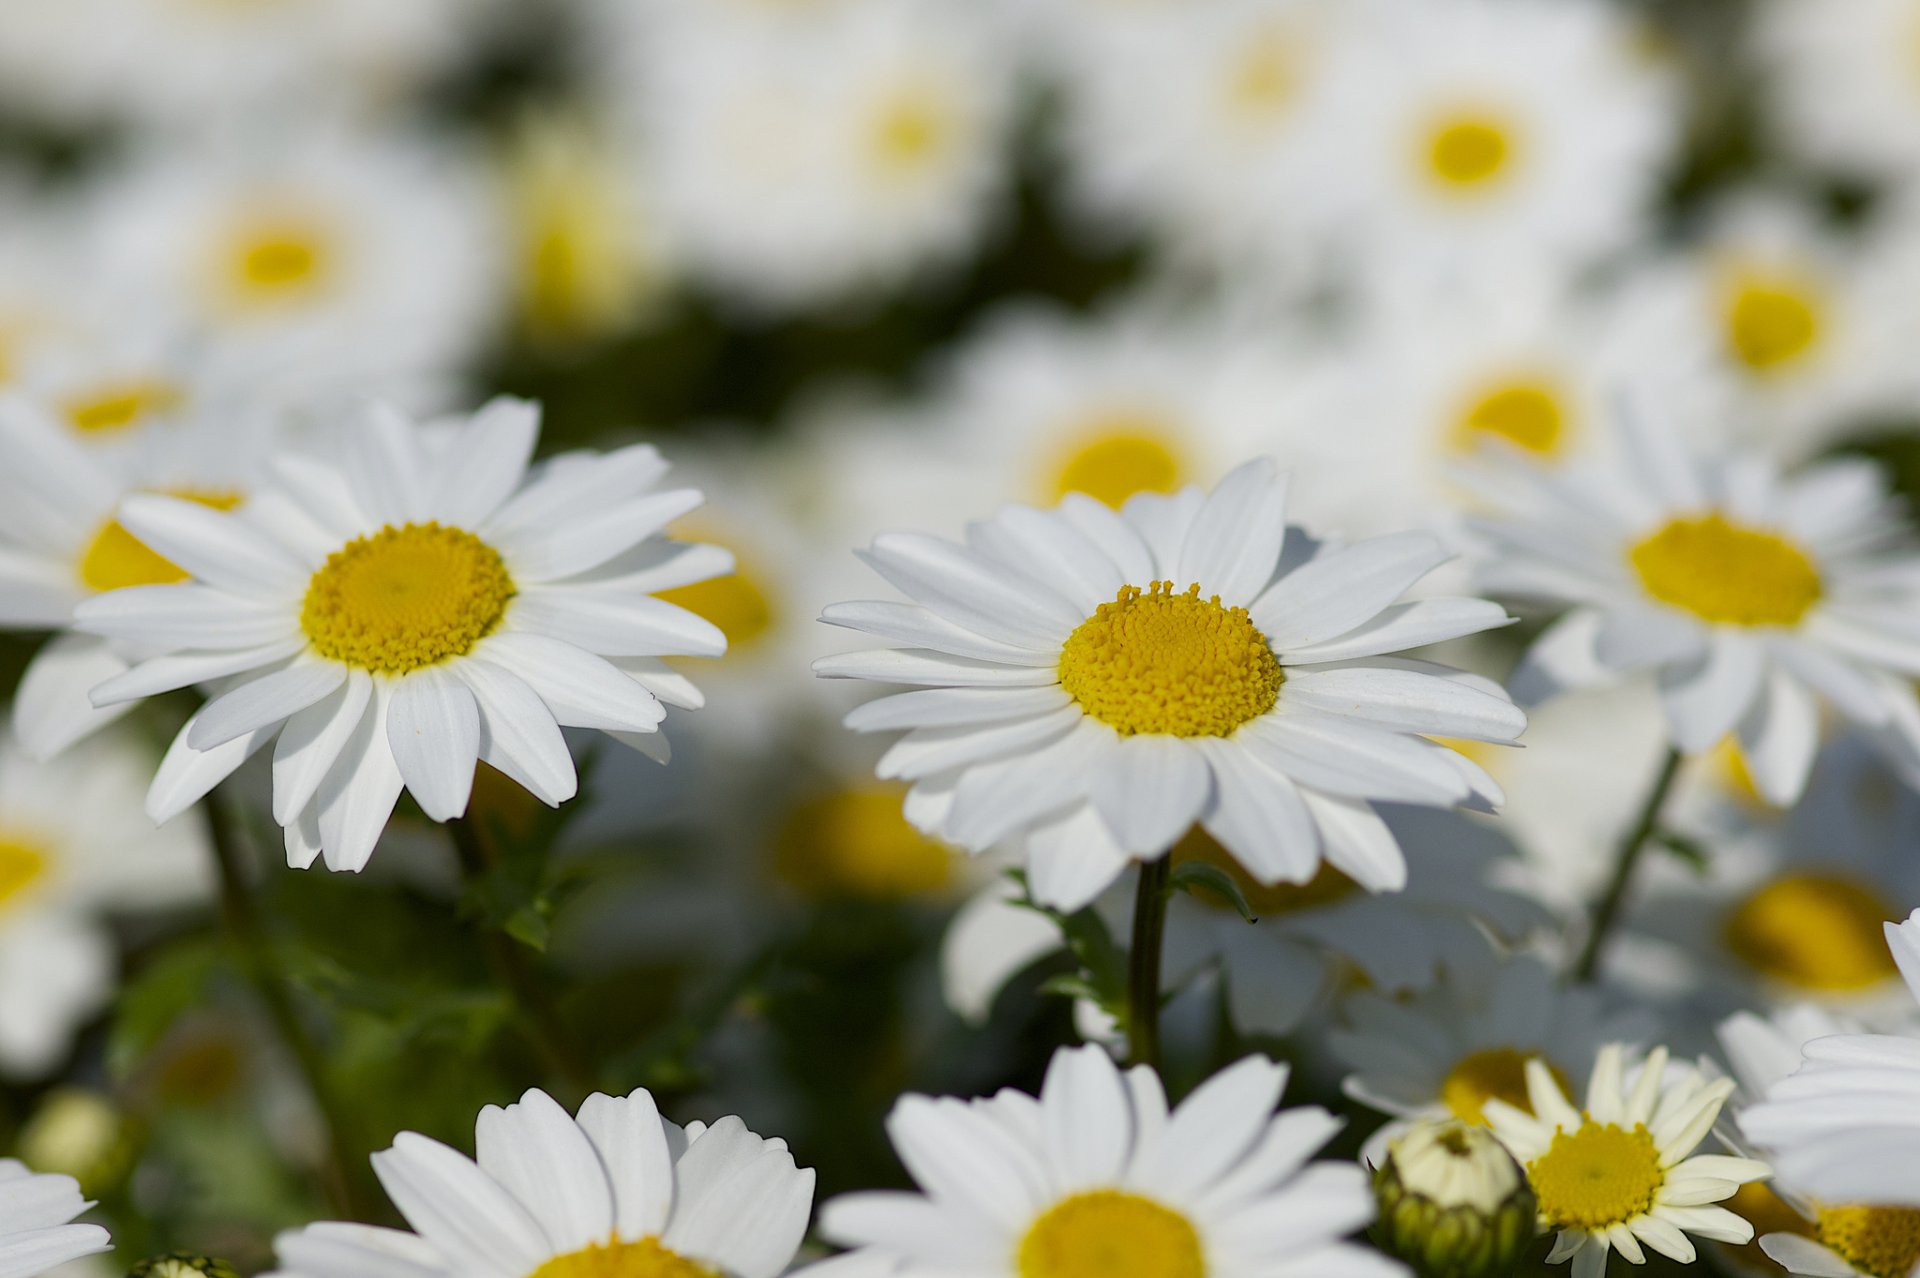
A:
[504,902,552,952]
[1171,860,1256,921]
[1652,830,1711,876]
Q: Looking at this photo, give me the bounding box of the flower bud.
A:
[1371,1119,1538,1278]
[129,1255,240,1278]
[17,1089,140,1197]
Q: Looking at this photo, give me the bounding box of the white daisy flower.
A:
[1465,408,1920,807]
[1329,0,1677,291]
[1752,0,1920,190]
[1483,1044,1769,1278]
[1740,911,1920,1210]
[268,1086,814,1278]
[810,1043,1397,1278]
[0,728,210,1077]
[816,458,1524,912]
[0,382,281,759]
[0,1160,110,1278]
[72,398,728,872]
[85,121,497,408]
[1334,951,1650,1132]
[600,0,1015,313]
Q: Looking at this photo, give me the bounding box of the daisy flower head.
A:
[73,397,728,872]
[812,1043,1397,1278]
[1465,405,1920,807]
[1482,1043,1769,1278]
[1740,911,1920,1212]
[268,1086,814,1278]
[0,1159,110,1278]
[0,727,210,1078]
[1330,0,1678,291]
[815,458,1525,912]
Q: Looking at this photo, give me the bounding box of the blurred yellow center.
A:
[1047,417,1185,509]
[1018,1191,1204,1278]
[870,90,951,176]
[1724,872,1900,992]
[78,489,243,593]
[227,220,330,303]
[1723,272,1825,373]
[1172,829,1358,915]
[519,184,637,341]
[1228,33,1301,119]
[63,379,185,435]
[1442,1048,1569,1125]
[527,1238,718,1278]
[1529,1121,1663,1232]
[300,522,515,674]
[774,785,954,900]
[1425,113,1516,189]
[1629,514,1821,627]
[1726,1181,1815,1270]
[1059,582,1281,738]
[0,839,49,912]
[1453,379,1568,456]
[656,540,774,654]
[1816,1205,1920,1278]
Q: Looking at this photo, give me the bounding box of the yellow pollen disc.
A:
[1171,828,1358,916]
[773,785,955,900]
[1424,112,1516,190]
[1441,1048,1571,1126]
[870,90,951,176]
[655,536,774,654]
[1452,378,1569,456]
[1227,33,1301,120]
[1046,416,1186,509]
[1815,1205,1920,1278]
[63,379,185,435]
[527,1237,719,1278]
[77,489,243,594]
[223,218,331,305]
[300,522,515,675]
[1528,1120,1664,1233]
[1059,582,1281,738]
[1629,513,1821,627]
[1018,1191,1204,1278]
[1722,271,1825,373]
[1724,872,1901,992]
[0,839,50,912]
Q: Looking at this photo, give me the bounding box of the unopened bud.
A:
[129,1254,240,1278]
[17,1089,139,1197]
[1371,1119,1538,1278]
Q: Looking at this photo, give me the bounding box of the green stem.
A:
[1127,856,1172,1070]
[1572,746,1685,983]
[203,790,378,1220]
[446,815,597,1098]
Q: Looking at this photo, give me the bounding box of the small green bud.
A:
[128,1254,240,1278]
[17,1089,141,1197]
[1371,1119,1538,1278]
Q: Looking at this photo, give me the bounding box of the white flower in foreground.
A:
[74,398,728,872]
[1741,911,1920,1210]
[1465,409,1920,806]
[0,1159,110,1278]
[810,1044,1398,1278]
[816,458,1524,911]
[1483,1044,1768,1278]
[268,1087,813,1278]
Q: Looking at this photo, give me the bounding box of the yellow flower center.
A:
[62,379,186,435]
[773,785,955,900]
[1628,513,1821,627]
[527,1237,719,1278]
[1722,269,1826,374]
[1452,378,1569,457]
[1226,31,1301,121]
[77,489,243,593]
[1018,1191,1205,1278]
[1059,582,1281,738]
[655,533,774,654]
[0,839,50,913]
[300,522,515,675]
[1424,111,1517,191]
[1725,1181,1816,1271]
[222,216,332,306]
[1045,416,1186,509]
[1529,1120,1664,1233]
[869,88,952,177]
[1442,1048,1571,1126]
[1172,828,1358,915]
[1724,872,1900,992]
[1815,1205,1920,1278]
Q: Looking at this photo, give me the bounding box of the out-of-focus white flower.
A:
[0,730,210,1078]
[1753,0,1920,189]
[599,0,1016,312]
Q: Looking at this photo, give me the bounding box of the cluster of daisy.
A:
[5,1,1920,1278]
